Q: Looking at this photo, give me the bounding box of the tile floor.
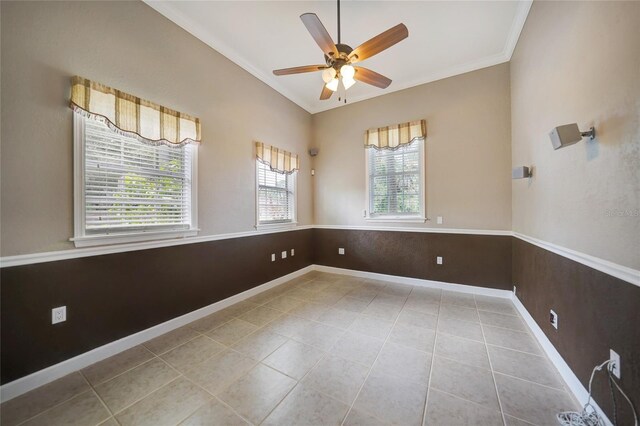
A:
[1,272,579,426]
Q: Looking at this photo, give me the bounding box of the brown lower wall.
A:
[512,238,640,425]
[0,229,312,384]
[313,228,513,289]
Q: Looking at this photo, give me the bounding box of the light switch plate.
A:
[437,216,443,224]
[52,306,66,324]
[291,249,295,256]
[338,248,345,255]
[281,251,287,259]
[436,256,443,265]
[271,253,276,262]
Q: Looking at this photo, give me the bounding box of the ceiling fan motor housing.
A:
[325,43,354,68]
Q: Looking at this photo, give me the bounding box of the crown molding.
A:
[143,0,532,115]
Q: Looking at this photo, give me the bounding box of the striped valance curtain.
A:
[255,141,299,175]
[364,119,427,150]
[69,76,201,147]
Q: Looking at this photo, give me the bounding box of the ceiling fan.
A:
[273,0,409,102]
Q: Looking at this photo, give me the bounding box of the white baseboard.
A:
[0,265,314,403]
[314,265,513,299]
[511,295,613,426]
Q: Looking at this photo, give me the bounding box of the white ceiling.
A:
[145,1,532,114]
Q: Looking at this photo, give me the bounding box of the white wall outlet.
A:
[291,249,295,256]
[550,309,558,329]
[437,216,443,224]
[436,256,443,265]
[271,253,276,262]
[338,248,345,255]
[609,349,621,379]
[52,306,66,324]
[281,251,287,259]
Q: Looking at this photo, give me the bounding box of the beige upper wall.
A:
[312,63,512,231]
[511,1,640,269]
[0,1,313,257]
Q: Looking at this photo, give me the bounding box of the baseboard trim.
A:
[314,265,513,298]
[511,295,613,426]
[0,265,314,403]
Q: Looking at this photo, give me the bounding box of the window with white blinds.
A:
[73,116,197,246]
[257,160,296,225]
[366,138,425,218]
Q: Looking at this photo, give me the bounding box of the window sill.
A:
[365,217,428,224]
[70,228,200,248]
[255,222,298,231]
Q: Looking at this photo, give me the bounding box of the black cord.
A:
[337,0,341,44]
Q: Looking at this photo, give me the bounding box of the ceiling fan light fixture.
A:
[326,78,339,92]
[322,68,337,83]
[340,64,355,80]
[343,76,356,90]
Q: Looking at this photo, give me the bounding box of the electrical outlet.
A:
[513,285,517,295]
[271,253,276,262]
[338,248,345,255]
[52,306,66,324]
[437,216,443,224]
[550,309,558,329]
[281,251,287,259]
[609,349,621,379]
[436,256,443,265]
[291,249,295,256]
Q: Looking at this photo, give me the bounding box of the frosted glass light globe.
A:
[322,68,337,83]
[340,64,355,79]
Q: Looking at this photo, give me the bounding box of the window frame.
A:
[255,160,298,230]
[364,138,427,223]
[71,114,199,247]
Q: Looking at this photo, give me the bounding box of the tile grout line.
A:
[78,370,119,425]
[421,290,443,426]
[476,295,509,426]
[339,284,419,426]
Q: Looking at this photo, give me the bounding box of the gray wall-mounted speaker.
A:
[549,123,583,150]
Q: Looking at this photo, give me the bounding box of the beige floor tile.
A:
[21,390,110,426]
[220,300,260,318]
[424,389,503,426]
[349,315,394,340]
[437,317,484,341]
[332,296,371,313]
[439,304,480,323]
[0,372,90,426]
[291,321,345,351]
[483,325,542,355]
[262,384,350,426]
[504,414,536,426]
[180,349,256,395]
[343,409,389,426]
[188,311,233,333]
[288,302,331,320]
[82,346,154,386]
[115,377,210,426]
[144,326,200,355]
[263,314,312,338]
[286,286,319,301]
[330,331,384,367]
[435,333,490,370]
[488,346,564,389]
[94,358,179,414]
[231,329,288,361]
[495,373,578,425]
[430,356,500,410]
[237,306,283,326]
[301,280,333,293]
[160,335,225,371]
[308,289,348,305]
[180,398,250,425]
[263,340,325,379]
[264,296,306,312]
[409,287,442,301]
[372,342,432,383]
[346,287,378,302]
[397,308,438,330]
[380,283,413,297]
[478,310,527,332]
[353,371,428,426]
[361,300,402,321]
[316,307,359,329]
[206,318,258,346]
[441,291,477,308]
[388,323,436,352]
[218,364,296,424]
[475,295,518,316]
[302,355,369,405]
[372,292,407,307]
[404,297,440,315]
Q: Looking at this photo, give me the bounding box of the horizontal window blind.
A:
[83,119,192,233]
[257,161,295,223]
[368,139,423,216]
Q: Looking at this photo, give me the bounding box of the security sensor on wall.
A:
[512,166,532,179]
[549,123,596,150]
[308,148,319,157]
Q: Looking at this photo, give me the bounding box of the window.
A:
[256,160,296,226]
[365,138,425,221]
[72,115,198,246]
